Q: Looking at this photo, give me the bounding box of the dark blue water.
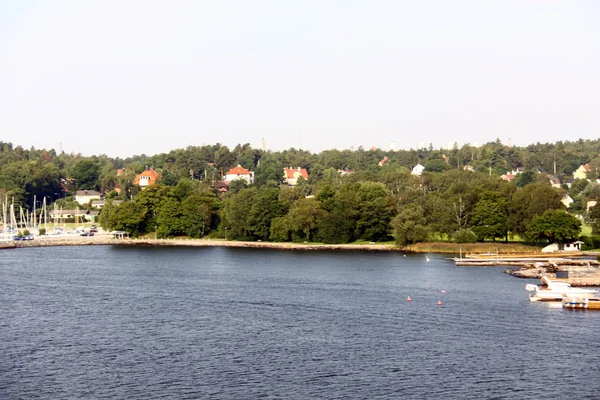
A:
[1,246,599,399]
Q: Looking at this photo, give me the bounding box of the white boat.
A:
[525,276,598,302]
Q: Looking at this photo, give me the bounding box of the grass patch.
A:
[405,242,542,255]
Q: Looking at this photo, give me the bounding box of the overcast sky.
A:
[0,1,598,158]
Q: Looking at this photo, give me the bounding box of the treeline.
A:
[2,139,600,245]
[100,171,589,247]
[3,138,600,208]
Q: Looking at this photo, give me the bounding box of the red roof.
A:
[134,169,160,185]
[225,165,252,175]
[284,167,308,179]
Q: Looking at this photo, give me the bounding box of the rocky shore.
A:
[504,259,600,286]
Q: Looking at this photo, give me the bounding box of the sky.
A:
[0,0,598,158]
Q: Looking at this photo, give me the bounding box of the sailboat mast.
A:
[43,197,47,232]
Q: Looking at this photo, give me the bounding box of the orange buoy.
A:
[407,296,412,302]
[437,300,442,306]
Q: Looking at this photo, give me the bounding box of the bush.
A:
[22,229,30,236]
[580,235,594,250]
[452,229,478,243]
[39,228,46,236]
[581,235,600,250]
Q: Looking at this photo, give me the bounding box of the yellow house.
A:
[573,164,591,180]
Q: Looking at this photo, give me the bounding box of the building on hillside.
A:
[134,168,160,188]
[548,175,561,188]
[214,181,229,193]
[378,156,389,166]
[463,165,474,172]
[573,164,591,180]
[561,194,574,208]
[337,169,355,176]
[91,199,123,209]
[75,190,104,206]
[411,163,425,176]
[587,200,598,212]
[283,167,309,186]
[224,165,254,184]
[501,173,515,182]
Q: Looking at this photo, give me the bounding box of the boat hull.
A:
[563,298,600,310]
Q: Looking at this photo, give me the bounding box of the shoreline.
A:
[2,235,598,257]
[0,235,401,252]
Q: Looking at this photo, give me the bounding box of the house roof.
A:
[225,165,252,175]
[284,167,308,179]
[134,168,160,185]
[378,156,389,166]
[75,190,103,197]
[548,176,561,185]
[501,173,515,181]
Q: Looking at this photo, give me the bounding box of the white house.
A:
[411,163,425,176]
[224,165,254,184]
[541,241,584,253]
[74,190,103,206]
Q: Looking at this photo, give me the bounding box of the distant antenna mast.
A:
[261,138,265,151]
[59,141,63,154]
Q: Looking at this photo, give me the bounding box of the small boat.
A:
[525,276,598,302]
[562,297,600,310]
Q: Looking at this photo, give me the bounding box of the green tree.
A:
[286,197,325,241]
[515,171,536,188]
[317,211,355,244]
[528,210,581,243]
[71,159,100,190]
[355,182,395,241]
[106,202,147,237]
[269,216,290,242]
[181,193,219,237]
[156,198,186,238]
[248,188,286,240]
[136,184,170,233]
[391,204,429,246]
[508,182,562,238]
[589,204,600,235]
[470,191,508,241]
[221,188,256,240]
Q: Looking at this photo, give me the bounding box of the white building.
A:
[411,163,425,176]
[74,190,103,206]
[224,165,255,184]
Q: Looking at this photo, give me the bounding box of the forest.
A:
[2,138,600,247]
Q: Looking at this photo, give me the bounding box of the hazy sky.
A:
[1,1,598,158]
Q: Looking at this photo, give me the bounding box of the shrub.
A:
[22,229,30,236]
[580,235,594,251]
[452,229,478,243]
[39,228,46,236]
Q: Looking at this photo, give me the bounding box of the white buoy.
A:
[426,256,430,262]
